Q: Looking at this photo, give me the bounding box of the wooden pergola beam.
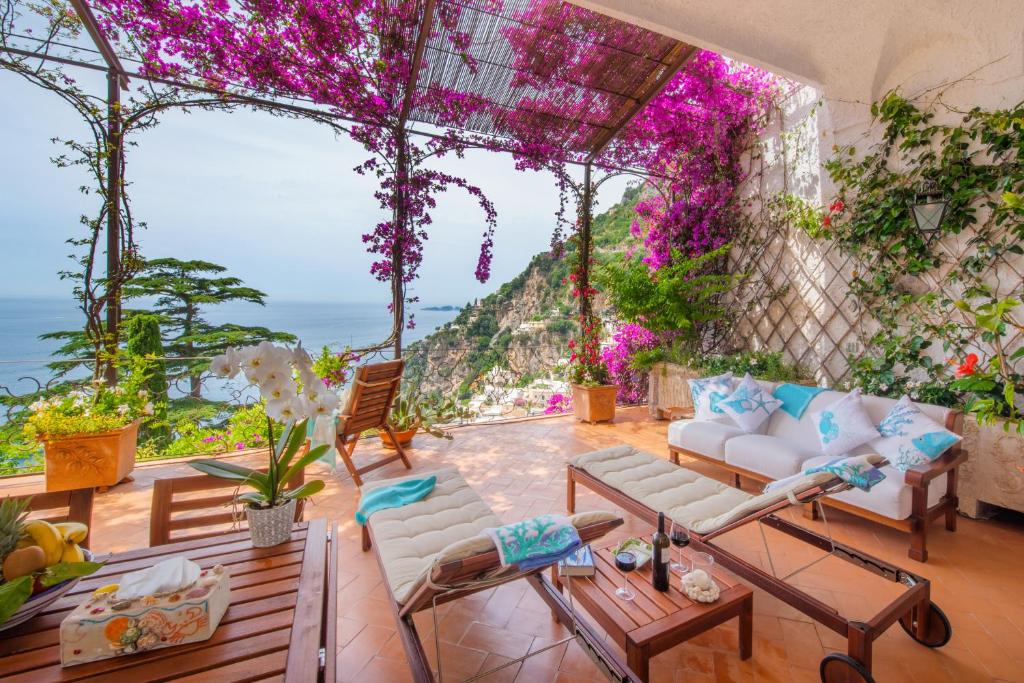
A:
[68,0,129,88]
[399,0,437,124]
[585,43,698,163]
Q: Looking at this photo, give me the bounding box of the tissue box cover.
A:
[60,565,230,667]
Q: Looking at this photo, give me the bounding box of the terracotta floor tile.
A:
[459,622,534,660]
[354,655,415,683]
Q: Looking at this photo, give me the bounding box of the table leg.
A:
[626,640,650,683]
[739,594,753,660]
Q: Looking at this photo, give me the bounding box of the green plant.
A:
[125,314,169,443]
[698,351,809,383]
[949,294,1023,434]
[311,345,358,389]
[388,392,471,439]
[189,418,326,509]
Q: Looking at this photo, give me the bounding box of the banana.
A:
[21,520,64,566]
[60,541,85,563]
[54,522,89,544]
[93,583,119,596]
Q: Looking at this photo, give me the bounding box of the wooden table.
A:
[554,537,752,682]
[0,519,337,682]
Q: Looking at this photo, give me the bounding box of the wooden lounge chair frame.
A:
[568,463,953,682]
[364,516,646,683]
[336,359,411,486]
[149,469,305,546]
[669,410,967,562]
[11,488,94,548]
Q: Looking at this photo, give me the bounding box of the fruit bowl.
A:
[0,549,92,633]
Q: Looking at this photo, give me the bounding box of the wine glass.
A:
[614,551,637,601]
[669,519,689,573]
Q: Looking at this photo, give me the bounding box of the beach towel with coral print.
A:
[482,514,581,572]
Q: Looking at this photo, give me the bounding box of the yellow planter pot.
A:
[572,384,617,424]
[42,419,140,492]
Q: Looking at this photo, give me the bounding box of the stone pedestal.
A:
[647,363,699,420]
[958,417,1024,518]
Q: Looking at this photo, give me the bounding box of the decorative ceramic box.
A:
[60,565,230,667]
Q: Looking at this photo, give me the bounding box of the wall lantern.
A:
[910,179,949,238]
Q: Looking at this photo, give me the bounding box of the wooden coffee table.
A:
[553,536,752,682]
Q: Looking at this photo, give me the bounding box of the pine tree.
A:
[124,258,295,398]
[125,314,170,442]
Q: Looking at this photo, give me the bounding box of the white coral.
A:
[681,569,720,603]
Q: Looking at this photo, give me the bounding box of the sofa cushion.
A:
[688,373,734,421]
[800,455,948,520]
[719,373,783,433]
[724,434,820,480]
[869,396,963,471]
[668,418,744,461]
[809,389,880,458]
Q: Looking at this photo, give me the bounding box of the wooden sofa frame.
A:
[363,517,644,683]
[668,410,968,562]
[567,463,952,680]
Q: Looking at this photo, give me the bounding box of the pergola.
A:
[3,0,699,357]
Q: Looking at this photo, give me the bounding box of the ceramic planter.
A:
[958,416,1024,518]
[572,384,617,424]
[381,425,418,450]
[42,419,140,492]
[246,498,296,547]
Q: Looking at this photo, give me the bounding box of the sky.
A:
[0,68,631,307]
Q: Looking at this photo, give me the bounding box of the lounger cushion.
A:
[724,434,819,480]
[363,468,620,605]
[574,445,836,535]
[668,419,744,460]
[801,455,948,520]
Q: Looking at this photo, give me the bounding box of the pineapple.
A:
[0,497,31,566]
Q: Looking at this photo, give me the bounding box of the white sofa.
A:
[667,383,966,562]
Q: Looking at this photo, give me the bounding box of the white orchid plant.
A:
[191,342,338,509]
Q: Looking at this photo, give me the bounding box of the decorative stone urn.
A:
[647,362,700,420]
[42,419,140,492]
[958,417,1024,518]
[572,384,617,424]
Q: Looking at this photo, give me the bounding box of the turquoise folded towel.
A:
[482,514,581,572]
[355,476,437,525]
[772,383,826,419]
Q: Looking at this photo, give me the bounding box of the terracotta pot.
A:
[572,384,617,424]
[246,498,296,547]
[381,426,418,450]
[42,419,139,492]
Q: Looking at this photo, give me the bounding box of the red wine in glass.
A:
[614,551,637,601]
[670,525,689,573]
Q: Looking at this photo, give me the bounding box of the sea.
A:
[0,297,459,401]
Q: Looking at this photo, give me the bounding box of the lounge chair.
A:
[335,359,410,486]
[568,445,953,683]
[360,467,642,682]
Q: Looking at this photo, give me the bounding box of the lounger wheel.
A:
[819,653,875,683]
[899,602,952,648]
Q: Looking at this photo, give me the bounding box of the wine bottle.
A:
[652,512,670,592]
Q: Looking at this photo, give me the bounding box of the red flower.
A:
[830,199,845,213]
[955,353,979,378]
[567,340,575,349]
[822,215,832,228]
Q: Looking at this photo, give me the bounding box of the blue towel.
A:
[804,455,887,492]
[482,514,581,572]
[772,383,826,419]
[355,476,436,525]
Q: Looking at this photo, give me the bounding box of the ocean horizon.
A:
[0,296,459,397]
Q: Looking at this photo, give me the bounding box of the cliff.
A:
[406,183,642,398]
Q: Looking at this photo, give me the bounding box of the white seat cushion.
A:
[362,467,503,604]
[668,418,744,461]
[724,434,820,480]
[574,445,835,535]
[800,455,947,520]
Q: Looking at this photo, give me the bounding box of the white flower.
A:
[28,400,45,413]
[292,344,313,371]
[112,386,126,396]
[260,380,296,402]
[318,391,340,413]
[879,383,889,391]
[210,353,237,379]
[142,402,155,416]
[266,396,306,422]
[258,362,290,388]
[117,404,130,416]
[137,389,149,399]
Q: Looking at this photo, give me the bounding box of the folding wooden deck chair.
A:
[335,359,411,486]
[149,469,305,546]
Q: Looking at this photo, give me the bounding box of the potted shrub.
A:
[24,364,156,492]
[199,342,338,546]
[568,318,617,424]
[382,392,471,449]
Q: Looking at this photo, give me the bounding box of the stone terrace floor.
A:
[3,407,1024,682]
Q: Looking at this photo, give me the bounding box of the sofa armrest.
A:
[903,447,968,487]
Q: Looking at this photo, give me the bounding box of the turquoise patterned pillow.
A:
[719,373,782,432]
[688,373,733,421]
[809,390,881,458]
[870,396,962,471]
